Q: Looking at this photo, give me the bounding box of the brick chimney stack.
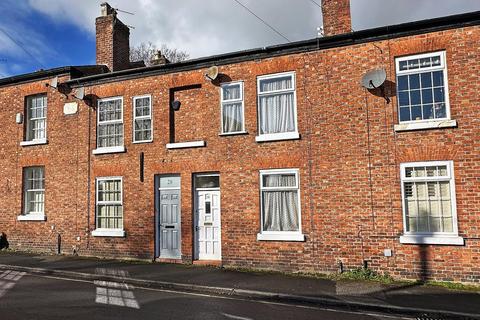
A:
[321,0,352,37]
[96,2,131,72]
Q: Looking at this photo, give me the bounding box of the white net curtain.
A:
[262,174,299,232]
[259,76,295,135]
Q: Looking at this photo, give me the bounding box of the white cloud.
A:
[2,0,480,66]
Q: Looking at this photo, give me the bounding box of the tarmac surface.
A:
[0,252,478,319]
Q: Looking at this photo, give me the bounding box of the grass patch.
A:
[425,280,480,292]
[331,267,396,284]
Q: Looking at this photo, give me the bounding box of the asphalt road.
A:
[0,269,408,320]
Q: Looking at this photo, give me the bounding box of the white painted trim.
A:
[258,169,303,240]
[20,139,47,147]
[220,81,245,134]
[257,233,305,241]
[166,140,205,149]
[95,177,124,233]
[400,160,460,240]
[25,94,48,143]
[395,51,452,124]
[394,119,457,132]
[92,146,125,155]
[255,131,299,142]
[256,71,299,141]
[396,51,446,74]
[96,96,124,150]
[17,214,46,221]
[400,235,464,245]
[132,94,153,143]
[91,229,125,237]
[194,188,222,260]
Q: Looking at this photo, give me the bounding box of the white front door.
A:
[195,190,221,260]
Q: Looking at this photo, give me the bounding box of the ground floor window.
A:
[257,169,304,241]
[93,177,125,237]
[23,166,45,216]
[400,161,463,245]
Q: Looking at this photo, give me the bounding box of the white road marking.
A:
[222,313,254,320]
[0,270,26,298]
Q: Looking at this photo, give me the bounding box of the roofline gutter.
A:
[65,10,480,88]
[0,67,73,87]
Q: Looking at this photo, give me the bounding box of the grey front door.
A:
[158,177,181,259]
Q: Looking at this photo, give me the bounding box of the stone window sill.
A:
[20,139,47,147]
[255,132,300,143]
[92,146,125,155]
[257,233,305,242]
[91,229,126,237]
[400,235,464,245]
[394,119,457,132]
[17,214,46,221]
[166,141,205,149]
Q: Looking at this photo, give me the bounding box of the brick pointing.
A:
[322,0,352,36]
[0,26,479,283]
[96,15,130,72]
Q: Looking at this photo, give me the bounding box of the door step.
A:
[192,260,222,267]
[156,258,183,264]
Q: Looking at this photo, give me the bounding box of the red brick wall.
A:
[96,15,130,72]
[322,0,351,36]
[1,25,479,282]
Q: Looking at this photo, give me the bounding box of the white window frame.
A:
[21,94,48,146]
[18,166,46,221]
[92,177,125,237]
[256,72,299,142]
[399,161,463,245]
[257,168,304,241]
[220,81,246,135]
[93,96,125,155]
[394,51,455,132]
[132,94,153,143]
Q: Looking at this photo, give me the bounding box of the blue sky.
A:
[1,0,479,78]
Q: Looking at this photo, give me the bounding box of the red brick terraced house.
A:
[1,1,479,283]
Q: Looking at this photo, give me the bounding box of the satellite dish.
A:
[47,76,58,89]
[74,87,85,100]
[171,100,181,111]
[205,66,219,81]
[361,68,386,89]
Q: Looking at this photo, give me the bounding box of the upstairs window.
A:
[396,51,450,123]
[220,82,245,134]
[94,97,124,154]
[256,72,299,142]
[133,95,153,143]
[22,166,45,218]
[25,94,47,143]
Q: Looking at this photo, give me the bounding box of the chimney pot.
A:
[150,50,170,66]
[100,2,116,17]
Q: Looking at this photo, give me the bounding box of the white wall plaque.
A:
[64,102,78,115]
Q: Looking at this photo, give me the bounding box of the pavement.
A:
[0,251,478,319]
